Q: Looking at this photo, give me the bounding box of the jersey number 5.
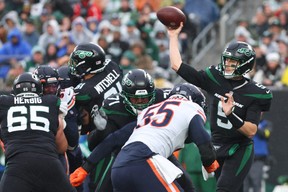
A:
[7,106,50,132]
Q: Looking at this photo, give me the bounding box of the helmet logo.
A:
[122,76,133,87]
[237,48,255,57]
[74,50,93,59]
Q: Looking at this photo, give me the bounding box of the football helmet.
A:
[169,83,207,111]
[218,41,256,79]
[13,72,43,96]
[34,65,60,95]
[57,65,81,89]
[68,42,106,77]
[121,69,155,114]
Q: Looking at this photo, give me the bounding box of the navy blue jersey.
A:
[0,94,61,160]
[177,64,272,144]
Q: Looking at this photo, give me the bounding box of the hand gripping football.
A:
[156,6,186,29]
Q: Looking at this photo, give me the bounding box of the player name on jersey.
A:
[14,97,42,104]
[94,70,121,94]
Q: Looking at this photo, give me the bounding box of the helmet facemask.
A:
[122,90,155,114]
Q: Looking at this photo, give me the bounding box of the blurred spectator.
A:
[278,10,288,30]
[96,35,110,58]
[44,43,58,65]
[72,0,102,21]
[109,13,122,31]
[86,16,99,34]
[129,40,155,76]
[4,62,24,92]
[260,30,279,54]
[56,31,73,58]
[107,30,130,64]
[19,1,32,24]
[268,18,283,41]
[257,52,284,87]
[0,22,7,46]
[34,8,52,34]
[117,0,137,25]
[119,50,136,74]
[38,19,60,50]
[24,45,46,73]
[253,42,267,70]
[184,0,220,30]
[0,0,7,21]
[135,3,157,32]
[139,27,159,63]
[59,16,72,32]
[70,16,94,44]
[46,0,73,19]
[0,27,31,76]
[276,35,288,66]
[92,20,113,44]
[244,115,273,192]
[153,26,170,70]
[2,10,21,32]
[230,26,256,45]
[250,9,269,38]
[121,20,141,46]
[22,18,40,48]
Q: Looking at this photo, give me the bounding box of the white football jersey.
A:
[124,97,206,158]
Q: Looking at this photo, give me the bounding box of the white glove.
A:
[59,87,75,110]
[59,101,68,117]
[91,105,107,131]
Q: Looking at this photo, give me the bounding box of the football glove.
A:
[91,105,107,131]
[59,87,76,110]
[59,101,68,117]
[204,160,219,173]
[70,167,88,187]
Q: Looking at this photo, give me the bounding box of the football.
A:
[156,6,186,29]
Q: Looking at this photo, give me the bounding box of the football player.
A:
[34,66,81,177]
[70,83,219,191]
[0,72,76,192]
[167,23,273,192]
[86,69,179,191]
[68,42,123,191]
[68,42,123,135]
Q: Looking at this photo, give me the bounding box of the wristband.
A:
[227,112,244,129]
[82,160,95,173]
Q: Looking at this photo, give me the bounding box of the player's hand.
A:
[204,160,219,173]
[221,91,235,116]
[59,88,75,110]
[70,167,88,187]
[91,105,107,131]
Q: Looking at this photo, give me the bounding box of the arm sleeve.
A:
[177,63,205,87]
[186,115,216,166]
[83,121,136,172]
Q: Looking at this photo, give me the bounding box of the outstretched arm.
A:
[70,121,136,186]
[167,22,184,71]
